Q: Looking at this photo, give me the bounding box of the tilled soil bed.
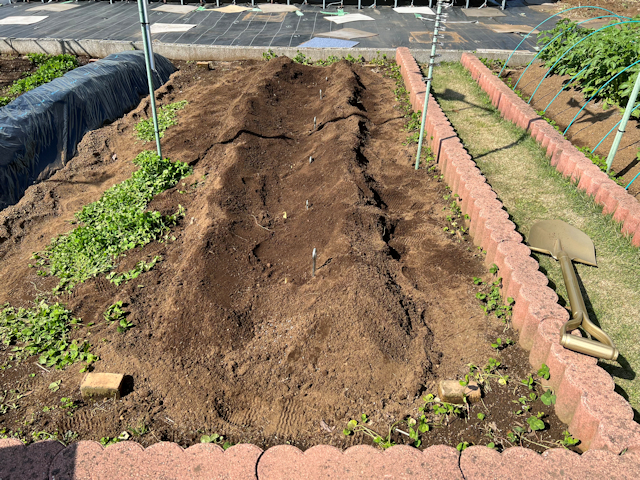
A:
[0,58,570,451]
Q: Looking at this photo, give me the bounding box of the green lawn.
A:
[431,62,640,419]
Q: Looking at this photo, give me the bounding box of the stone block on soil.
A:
[81,372,124,400]
[438,379,480,403]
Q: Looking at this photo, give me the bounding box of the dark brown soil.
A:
[502,64,640,198]
[0,58,572,452]
[0,54,38,90]
[555,0,640,19]
[0,54,91,94]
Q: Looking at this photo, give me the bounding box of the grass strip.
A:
[0,54,78,107]
[32,151,192,291]
[431,62,640,417]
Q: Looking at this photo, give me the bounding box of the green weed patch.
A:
[0,54,78,107]
[32,151,192,291]
[134,100,188,142]
[0,302,96,370]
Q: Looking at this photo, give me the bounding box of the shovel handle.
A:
[558,253,587,320]
[558,251,618,360]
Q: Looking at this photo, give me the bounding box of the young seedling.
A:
[540,390,556,406]
[527,413,546,432]
[456,441,470,452]
[537,364,550,380]
[60,397,76,409]
[200,433,233,449]
[343,414,401,450]
[558,430,579,448]
[520,374,535,391]
[490,337,513,350]
[104,302,133,333]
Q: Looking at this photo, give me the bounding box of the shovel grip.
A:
[558,251,618,359]
[561,332,619,361]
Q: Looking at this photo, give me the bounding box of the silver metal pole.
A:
[137,0,162,158]
[605,70,640,174]
[415,1,444,169]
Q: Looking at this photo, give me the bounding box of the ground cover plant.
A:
[134,100,188,142]
[0,54,79,107]
[32,151,191,291]
[0,302,96,370]
[487,20,640,194]
[0,57,574,450]
[431,61,640,419]
[536,18,640,113]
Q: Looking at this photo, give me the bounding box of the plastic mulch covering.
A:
[0,51,175,210]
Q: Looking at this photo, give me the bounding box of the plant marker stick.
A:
[320,89,322,100]
[415,0,445,170]
[137,0,162,158]
[313,116,317,130]
[306,200,309,210]
[312,248,317,277]
[309,156,313,164]
[606,69,640,173]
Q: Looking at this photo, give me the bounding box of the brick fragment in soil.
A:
[0,58,572,452]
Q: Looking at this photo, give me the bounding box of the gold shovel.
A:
[528,220,618,361]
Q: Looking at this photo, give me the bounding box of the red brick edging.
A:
[460,53,640,248]
[2,49,640,479]
[2,437,640,479]
[395,46,640,453]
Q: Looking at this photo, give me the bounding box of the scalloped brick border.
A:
[2,438,640,479]
[2,49,640,479]
[395,47,640,453]
[460,53,640,247]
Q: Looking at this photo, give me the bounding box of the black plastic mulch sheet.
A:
[0,51,175,210]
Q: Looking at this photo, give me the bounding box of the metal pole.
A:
[415,1,444,169]
[137,0,162,159]
[606,69,640,174]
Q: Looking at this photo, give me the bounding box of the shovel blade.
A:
[528,220,597,267]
